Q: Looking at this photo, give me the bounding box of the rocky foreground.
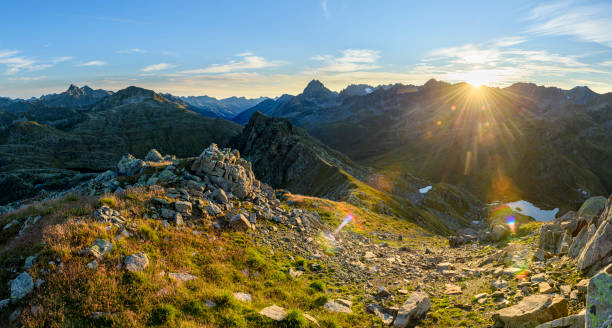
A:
[0,144,611,327]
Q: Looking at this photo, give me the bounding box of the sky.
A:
[1,0,611,98]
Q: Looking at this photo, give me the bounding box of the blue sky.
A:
[1,0,611,98]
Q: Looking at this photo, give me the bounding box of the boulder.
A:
[578,196,607,216]
[324,299,352,313]
[117,154,145,176]
[393,292,431,328]
[228,213,253,231]
[212,188,229,204]
[538,223,564,254]
[259,305,287,321]
[568,223,596,259]
[205,203,222,216]
[492,294,568,328]
[491,224,510,241]
[10,272,33,300]
[124,252,149,272]
[84,239,113,259]
[233,292,252,302]
[174,201,192,214]
[586,264,612,328]
[144,149,164,162]
[366,303,394,325]
[535,309,585,328]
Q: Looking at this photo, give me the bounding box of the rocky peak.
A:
[301,80,337,101]
[67,84,80,93]
[234,111,363,199]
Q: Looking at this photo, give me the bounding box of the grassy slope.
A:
[0,190,393,327]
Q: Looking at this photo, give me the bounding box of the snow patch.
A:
[504,200,558,222]
[364,87,373,94]
[419,186,432,194]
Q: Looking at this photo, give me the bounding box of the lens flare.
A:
[506,215,516,233]
[317,214,355,254]
[317,231,337,255]
[335,214,353,234]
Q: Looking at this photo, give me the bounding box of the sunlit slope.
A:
[296,81,612,212]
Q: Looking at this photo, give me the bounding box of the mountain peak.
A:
[301,80,337,100]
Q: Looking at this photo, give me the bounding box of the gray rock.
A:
[578,196,607,216]
[145,149,164,162]
[24,255,37,270]
[174,200,192,214]
[87,260,98,270]
[11,272,33,300]
[173,212,183,226]
[577,198,612,272]
[161,208,176,219]
[324,299,352,313]
[539,223,564,254]
[233,292,252,302]
[124,252,149,272]
[0,299,9,310]
[117,154,145,176]
[229,213,253,231]
[586,264,612,328]
[212,188,229,204]
[367,303,394,325]
[393,292,431,328]
[168,272,197,282]
[205,203,222,216]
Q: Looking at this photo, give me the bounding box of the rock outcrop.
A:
[535,196,612,274]
[190,144,259,200]
[234,111,365,201]
[493,294,568,328]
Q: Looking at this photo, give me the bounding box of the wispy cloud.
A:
[8,75,48,81]
[142,63,175,72]
[526,1,612,47]
[419,38,607,87]
[117,48,147,54]
[312,49,381,72]
[77,60,107,67]
[180,53,287,74]
[0,50,52,74]
[321,0,330,18]
[51,56,73,64]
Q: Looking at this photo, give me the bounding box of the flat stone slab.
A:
[259,305,287,321]
[168,272,197,282]
[324,299,352,313]
[233,292,252,302]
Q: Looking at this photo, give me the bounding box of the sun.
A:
[452,69,499,88]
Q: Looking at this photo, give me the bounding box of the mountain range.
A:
[1,79,611,327]
[1,79,611,215]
